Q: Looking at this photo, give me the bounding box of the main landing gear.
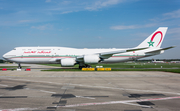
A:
[78,64,92,69]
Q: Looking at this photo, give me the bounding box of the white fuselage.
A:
[3,46,160,64]
[2,27,172,67]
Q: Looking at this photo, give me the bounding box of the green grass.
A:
[112,68,180,73]
[42,68,180,73]
[42,68,81,71]
[41,63,180,73]
[40,64,62,67]
[42,62,180,68]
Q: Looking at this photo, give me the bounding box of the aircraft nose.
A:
[3,54,7,59]
[3,53,8,60]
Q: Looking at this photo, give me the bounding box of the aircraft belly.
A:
[102,57,131,63]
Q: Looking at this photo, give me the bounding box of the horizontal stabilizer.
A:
[145,46,175,54]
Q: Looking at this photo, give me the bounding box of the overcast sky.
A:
[0,0,180,59]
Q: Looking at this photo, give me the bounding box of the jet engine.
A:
[61,58,76,67]
[84,55,100,64]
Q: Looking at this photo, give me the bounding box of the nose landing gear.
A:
[18,63,22,69]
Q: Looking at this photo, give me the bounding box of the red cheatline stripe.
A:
[8,56,145,59]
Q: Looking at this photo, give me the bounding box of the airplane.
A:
[3,27,174,69]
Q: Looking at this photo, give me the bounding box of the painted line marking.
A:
[25,87,56,94]
[40,90,56,94]
[58,96,180,108]
[76,96,95,99]
[0,108,37,111]
[0,84,8,87]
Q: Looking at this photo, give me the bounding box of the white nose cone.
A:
[3,53,7,60]
[2,51,11,60]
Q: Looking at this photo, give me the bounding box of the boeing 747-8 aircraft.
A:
[3,27,174,69]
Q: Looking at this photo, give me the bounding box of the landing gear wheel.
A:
[79,63,92,69]
[85,64,92,68]
[79,66,83,69]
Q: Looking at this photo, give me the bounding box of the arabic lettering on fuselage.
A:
[24,51,51,54]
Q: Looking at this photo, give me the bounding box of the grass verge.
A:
[41,63,180,73]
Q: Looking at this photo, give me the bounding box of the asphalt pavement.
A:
[0,68,180,111]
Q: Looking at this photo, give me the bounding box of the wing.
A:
[99,47,148,59]
[76,47,148,61]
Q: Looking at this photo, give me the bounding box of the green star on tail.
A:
[148,40,154,47]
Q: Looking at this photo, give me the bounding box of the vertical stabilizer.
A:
[137,27,168,48]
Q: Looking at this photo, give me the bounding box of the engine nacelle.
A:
[84,55,100,64]
[61,58,76,67]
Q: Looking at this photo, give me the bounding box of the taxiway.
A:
[0,70,180,111]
